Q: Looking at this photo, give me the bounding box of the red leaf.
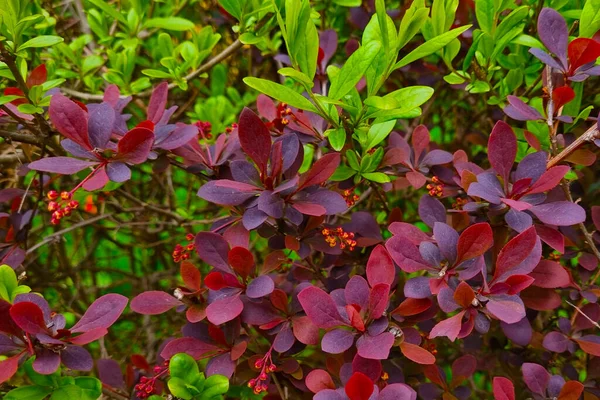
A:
[9,302,47,334]
[116,127,154,164]
[27,64,47,87]
[346,304,365,332]
[530,260,570,288]
[551,86,575,111]
[488,121,517,183]
[524,130,541,151]
[453,281,475,309]
[228,247,254,279]
[270,289,288,312]
[49,93,90,149]
[400,342,436,365]
[527,166,569,194]
[504,274,535,294]
[558,381,584,400]
[147,82,168,123]
[297,286,345,329]
[180,261,201,291]
[305,369,335,393]
[130,291,182,314]
[299,152,341,190]
[70,293,128,333]
[367,283,390,320]
[568,38,600,73]
[521,287,561,311]
[392,297,432,317]
[456,223,493,264]
[204,271,230,290]
[238,107,272,174]
[575,335,600,356]
[494,226,538,280]
[292,201,327,216]
[69,327,108,345]
[429,310,465,341]
[492,377,515,400]
[345,372,374,400]
[366,245,395,287]
[412,125,430,162]
[0,354,21,384]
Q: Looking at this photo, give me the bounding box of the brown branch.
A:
[547,123,599,168]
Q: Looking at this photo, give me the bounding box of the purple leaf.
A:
[433,223,458,263]
[522,362,550,396]
[61,345,93,371]
[206,353,236,378]
[273,323,295,353]
[355,332,394,359]
[488,121,516,183]
[257,191,284,218]
[298,286,345,329]
[515,152,547,182]
[195,232,231,272]
[230,160,260,185]
[345,276,370,310]
[379,383,417,400]
[206,294,243,325]
[242,207,268,230]
[504,96,544,121]
[155,124,199,150]
[197,180,258,206]
[529,48,565,70]
[307,190,348,215]
[130,291,183,314]
[321,328,355,354]
[238,107,272,174]
[246,275,275,298]
[529,202,586,226]
[33,348,61,374]
[116,127,154,164]
[160,337,218,360]
[28,157,98,174]
[500,317,532,346]
[418,195,446,228]
[386,236,430,273]
[486,295,526,324]
[97,359,125,389]
[543,331,570,352]
[88,102,115,149]
[147,82,168,123]
[404,277,432,299]
[70,293,128,333]
[421,149,453,166]
[106,162,131,182]
[537,8,568,65]
[49,93,90,149]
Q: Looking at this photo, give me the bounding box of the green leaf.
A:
[17,36,63,51]
[17,104,43,114]
[495,6,529,41]
[327,128,346,151]
[328,41,381,100]
[0,264,18,302]
[397,5,429,51]
[346,151,360,171]
[443,71,467,84]
[278,67,314,87]
[511,34,544,49]
[362,172,390,183]
[331,165,356,181]
[145,17,195,31]
[5,385,53,400]
[199,375,229,399]
[49,385,82,400]
[142,69,173,79]
[243,77,318,113]
[581,0,600,38]
[475,0,495,35]
[169,353,200,381]
[365,119,396,150]
[332,0,361,5]
[466,80,490,93]
[218,0,243,20]
[375,0,389,53]
[169,377,194,400]
[73,377,102,400]
[0,95,23,106]
[87,0,127,24]
[393,25,471,70]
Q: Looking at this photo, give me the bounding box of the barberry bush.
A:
[1,0,600,399]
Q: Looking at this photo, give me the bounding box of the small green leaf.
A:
[327,128,346,151]
[580,0,600,38]
[5,385,53,400]
[169,353,200,381]
[495,6,529,41]
[199,374,229,399]
[0,264,18,302]
[278,68,314,87]
[365,119,396,150]
[17,36,63,51]
[443,72,467,84]
[218,0,243,20]
[142,69,173,79]
[331,165,356,181]
[466,80,490,93]
[0,95,23,106]
[362,172,390,183]
[17,104,43,114]
[145,17,195,31]
[88,0,127,24]
[73,377,102,400]
[243,77,318,113]
[475,0,495,35]
[346,151,360,171]
[168,377,194,400]
[393,25,471,70]
[328,41,381,100]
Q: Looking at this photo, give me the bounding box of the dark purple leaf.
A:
[500,317,532,346]
[88,102,115,149]
[321,328,354,354]
[206,294,243,325]
[197,180,258,206]
[106,162,131,182]
[33,348,61,374]
[537,8,568,64]
[61,345,93,371]
[130,291,183,314]
[70,293,128,333]
[97,359,125,389]
[404,277,432,299]
[195,232,231,272]
[49,93,91,149]
[488,121,516,183]
[418,195,446,228]
[147,82,168,123]
[386,236,430,273]
[238,107,271,174]
[160,337,218,360]
[257,191,284,218]
[156,124,199,150]
[345,276,369,310]
[522,362,550,396]
[307,190,348,215]
[29,157,98,174]
[543,331,569,352]
[246,275,275,298]
[433,223,458,263]
[297,286,345,329]
[529,202,586,226]
[230,160,260,184]
[273,323,295,353]
[242,207,268,230]
[355,332,394,359]
[206,353,236,378]
[421,149,453,166]
[504,96,544,121]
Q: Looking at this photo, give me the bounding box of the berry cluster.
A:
[321,227,357,251]
[134,361,169,399]
[248,351,276,395]
[46,190,79,225]
[172,233,196,263]
[195,120,212,140]
[342,189,360,207]
[224,122,238,133]
[426,176,444,197]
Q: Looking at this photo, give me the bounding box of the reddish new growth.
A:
[172,233,196,263]
[46,190,79,225]
[195,120,212,140]
[343,189,360,207]
[134,360,169,399]
[248,349,276,395]
[321,227,356,251]
[426,176,443,197]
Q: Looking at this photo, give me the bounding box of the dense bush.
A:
[1,0,600,399]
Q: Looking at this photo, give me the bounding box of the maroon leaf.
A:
[299,152,341,190]
[27,64,47,87]
[522,363,549,396]
[488,121,516,183]
[28,157,98,174]
[367,283,390,320]
[9,302,47,334]
[147,82,168,123]
[297,286,345,329]
[130,291,183,314]
[456,223,493,264]
[530,260,570,288]
[68,327,108,345]
[238,107,272,174]
[494,226,538,280]
[70,293,128,333]
[49,93,91,148]
[206,294,244,325]
[493,377,515,400]
[116,127,154,164]
[195,232,231,272]
[160,337,218,360]
[366,245,395,287]
[345,372,373,400]
[399,342,436,365]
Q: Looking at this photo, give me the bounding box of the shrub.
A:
[1,0,600,399]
